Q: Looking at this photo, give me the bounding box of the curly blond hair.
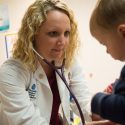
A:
[12,0,79,71]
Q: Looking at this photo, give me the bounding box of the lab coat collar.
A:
[34,64,70,123]
[34,65,50,89]
[56,69,70,123]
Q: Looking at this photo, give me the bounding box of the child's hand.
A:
[104,84,113,94]
[104,79,118,94]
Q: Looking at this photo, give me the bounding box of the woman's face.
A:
[35,10,71,62]
[92,27,125,61]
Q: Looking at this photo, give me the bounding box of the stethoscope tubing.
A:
[32,48,85,124]
[43,58,85,125]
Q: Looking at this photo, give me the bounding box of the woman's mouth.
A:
[52,49,63,52]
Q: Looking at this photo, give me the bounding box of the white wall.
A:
[0,0,124,93]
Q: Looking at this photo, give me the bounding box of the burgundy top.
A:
[48,72,61,125]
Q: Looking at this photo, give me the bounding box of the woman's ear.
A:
[117,24,125,38]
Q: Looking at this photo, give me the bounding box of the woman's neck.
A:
[40,59,55,79]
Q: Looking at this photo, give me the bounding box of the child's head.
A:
[90,0,125,61]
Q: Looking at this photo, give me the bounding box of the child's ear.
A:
[117,24,125,37]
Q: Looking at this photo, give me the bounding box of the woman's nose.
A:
[57,35,66,45]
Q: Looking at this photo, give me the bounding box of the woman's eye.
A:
[64,31,70,37]
[48,31,58,37]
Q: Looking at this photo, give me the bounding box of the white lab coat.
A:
[0,58,92,125]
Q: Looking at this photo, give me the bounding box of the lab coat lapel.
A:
[56,69,65,100]
[56,69,70,123]
[34,65,50,89]
[33,65,52,121]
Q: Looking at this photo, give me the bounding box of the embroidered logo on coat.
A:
[28,83,37,99]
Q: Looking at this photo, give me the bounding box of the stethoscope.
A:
[32,47,85,125]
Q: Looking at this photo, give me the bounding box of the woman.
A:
[0,0,92,125]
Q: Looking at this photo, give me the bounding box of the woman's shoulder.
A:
[0,58,31,77]
[67,56,85,77]
[0,58,27,71]
[0,58,31,87]
[69,56,83,70]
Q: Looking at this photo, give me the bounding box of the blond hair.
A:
[12,0,79,71]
